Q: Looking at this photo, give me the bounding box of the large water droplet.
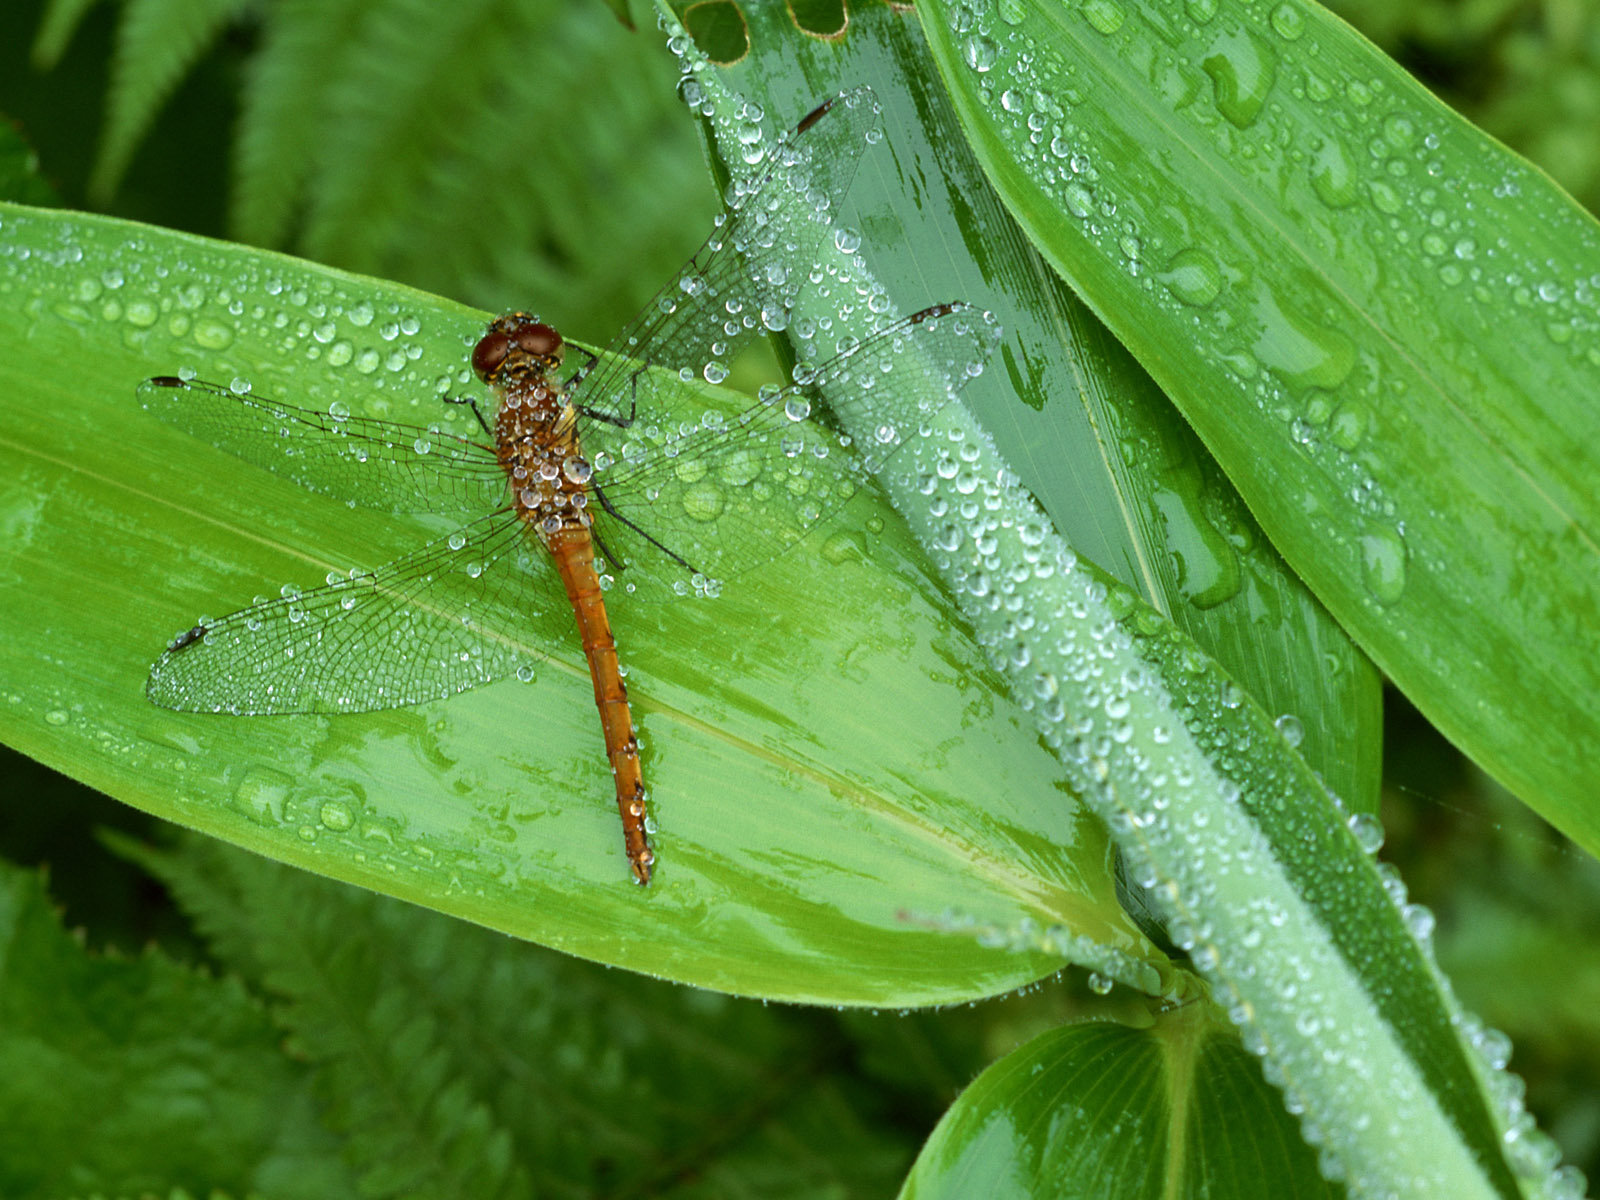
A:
[1159,248,1223,307]
[1202,29,1278,128]
[1309,138,1359,209]
[1360,526,1407,606]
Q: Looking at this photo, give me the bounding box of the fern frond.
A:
[230,0,382,246]
[125,835,911,1196]
[90,0,252,203]
[383,0,717,331]
[145,841,532,1199]
[0,857,356,1199]
[296,0,510,270]
[30,0,101,70]
[231,0,712,331]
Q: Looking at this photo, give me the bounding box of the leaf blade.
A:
[919,0,1600,850]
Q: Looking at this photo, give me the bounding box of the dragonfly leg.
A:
[575,364,645,429]
[444,393,493,436]
[592,480,700,574]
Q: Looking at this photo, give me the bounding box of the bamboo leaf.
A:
[693,0,1382,813]
[0,202,1151,1005]
[918,0,1600,854]
[673,8,1576,1195]
[900,1017,1343,1199]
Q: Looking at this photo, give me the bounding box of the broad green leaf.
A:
[670,14,1568,1196]
[0,201,1153,1005]
[918,0,1600,853]
[685,0,1382,813]
[900,1016,1342,1199]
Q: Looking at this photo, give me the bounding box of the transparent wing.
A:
[137,376,507,519]
[584,303,1001,595]
[147,512,549,714]
[570,86,883,425]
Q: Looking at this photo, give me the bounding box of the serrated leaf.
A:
[91,0,251,202]
[117,834,920,1198]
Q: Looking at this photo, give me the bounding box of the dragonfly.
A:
[140,86,999,885]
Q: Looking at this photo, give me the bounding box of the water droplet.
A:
[1203,29,1278,128]
[1159,247,1223,306]
[1081,0,1125,34]
[192,320,234,350]
[963,34,998,72]
[1251,288,1354,391]
[232,766,293,825]
[1328,401,1369,451]
[1309,138,1359,209]
[1268,2,1305,39]
[1360,525,1407,606]
[319,800,355,831]
[1063,182,1094,218]
[1347,811,1384,854]
[1273,712,1304,748]
[681,480,723,522]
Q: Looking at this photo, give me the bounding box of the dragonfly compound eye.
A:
[515,322,564,365]
[471,330,513,381]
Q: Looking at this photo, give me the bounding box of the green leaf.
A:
[0,200,1152,1005]
[0,117,57,208]
[0,859,353,1199]
[671,10,1565,1195]
[29,0,98,71]
[900,1017,1343,1199]
[692,0,1382,814]
[918,0,1600,854]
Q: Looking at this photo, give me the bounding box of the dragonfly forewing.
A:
[147,511,545,714]
[137,377,507,520]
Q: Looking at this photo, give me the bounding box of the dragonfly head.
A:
[472,313,565,385]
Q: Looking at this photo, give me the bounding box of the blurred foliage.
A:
[1325,0,1600,211]
[2,0,1599,1190]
